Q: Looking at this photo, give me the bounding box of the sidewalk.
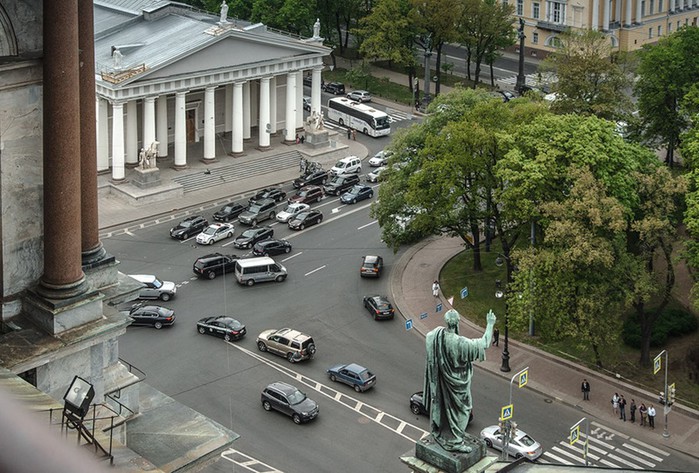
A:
[389,235,699,461]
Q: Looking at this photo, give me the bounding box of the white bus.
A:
[327,98,391,137]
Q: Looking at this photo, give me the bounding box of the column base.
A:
[256,145,272,152]
[25,283,104,335]
[110,177,128,185]
[228,151,245,158]
[283,140,297,145]
[125,162,139,169]
[243,137,253,143]
[172,163,189,171]
[36,274,89,301]
[81,243,108,266]
[200,157,219,165]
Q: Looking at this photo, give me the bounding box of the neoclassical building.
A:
[93,0,330,181]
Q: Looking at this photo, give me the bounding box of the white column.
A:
[635,0,642,23]
[111,102,125,181]
[232,82,244,154]
[175,91,187,168]
[270,76,278,134]
[603,0,610,30]
[311,66,322,115]
[143,96,156,151]
[295,70,303,128]
[243,81,251,140]
[624,0,632,25]
[285,72,297,142]
[224,84,232,133]
[592,0,600,29]
[259,77,271,149]
[670,0,675,12]
[204,86,216,161]
[156,95,168,157]
[97,97,109,172]
[126,100,138,166]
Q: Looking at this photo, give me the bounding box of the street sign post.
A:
[419,312,428,320]
[518,369,528,388]
[569,425,580,445]
[500,404,513,420]
[436,303,443,313]
[460,287,469,299]
[569,418,589,465]
[653,353,662,375]
[405,319,413,331]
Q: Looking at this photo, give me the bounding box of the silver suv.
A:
[256,328,316,362]
[239,198,277,226]
[129,274,177,301]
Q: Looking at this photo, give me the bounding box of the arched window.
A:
[0,4,18,57]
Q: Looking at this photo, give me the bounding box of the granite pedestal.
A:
[411,434,487,473]
[132,167,161,188]
[303,128,329,149]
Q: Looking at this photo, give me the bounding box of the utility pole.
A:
[422,35,433,107]
[515,18,526,93]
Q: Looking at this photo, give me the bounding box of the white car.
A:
[347,90,372,103]
[480,425,543,461]
[196,223,235,245]
[276,203,310,223]
[129,274,177,301]
[368,150,392,167]
[330,156,362,175]
[366,166,386,183]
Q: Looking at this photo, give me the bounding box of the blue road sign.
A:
[406,319,413,331]
[420,312,428,320]
[501,404,513,420]
[460,287,469,299]
[436,303,443,313]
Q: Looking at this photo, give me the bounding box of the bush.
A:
[622,309,698,349]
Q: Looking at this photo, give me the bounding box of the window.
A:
[641,0,646,15]
[668,22,672,32]
[658,25,662,36]
[517,0,524,15]
[533,2,540,18]
[659,0,663,10]
[551,2,565,23]
[650,0,654,13]
[532,32,539,44]
[648,27,653,38]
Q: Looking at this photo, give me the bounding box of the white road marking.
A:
[627,437,670,456]
[304,265,326,276]
[541,451,574,465]
[607,452,643,469]
[591,421,628,439]
[281,252,302,262]
[357,220,377,230]
[221,240,235,247]
[123,229,135,236]
[614,447,656,467]
[221,448,283,473]
[622,442,665,461]
[332,207,342,213]
[549,446,585,463]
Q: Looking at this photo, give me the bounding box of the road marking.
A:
[281,252,302,262]
[627,437,670,456]
[587,435,615,450]
[607,452,643,469]
[549,446,586,463]
[542,451,574,465]
[221,448,283,473]
[221,240,235,247]
[124,229,135,236]
[622,442,664,461]
[357,220,377,230]
[614,447,656,467]
[332,207,342,213]
[304,265,326,276]
[591,421,628,439]
[558,442,600,461]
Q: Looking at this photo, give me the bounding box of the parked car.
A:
[327,363,376,392]
[366,166,386,183]
[303,96,311,111]
[368,150,392,167]
[330,156,362,176]
[323,82,345,95]
[127,304,176,329]
[261,382,319,424]
[196,316,246,341]
[340,185,373,204]
[360,255,383,278]
[288,210,323,230]
[249,187,287,204]
[256,328,316,362]
[480,425,543,461]
[238,199,277,226]
[212,202,246,222]
[253,239,292,257]
[362,295,395,320]
[293,170,329,188]
[410,391,474,422]
[192,253,238,279]
[288,185,324,204]
[233,226,274,249]
[129,274,177,301]
[196,222,235,245]
[347,90,372,103]
[276,203,310,223]
[324,174,360,196]
[170,215,208,240]
[302,75,313,87]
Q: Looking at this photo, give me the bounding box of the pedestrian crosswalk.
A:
[497,71,556,91]
[540,421,670,469]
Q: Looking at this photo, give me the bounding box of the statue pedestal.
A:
[132,167,161,188]
[404,434,488,473]
[303,128,329,149]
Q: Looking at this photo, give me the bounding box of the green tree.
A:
[251,0,314,35]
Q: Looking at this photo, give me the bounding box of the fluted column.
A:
[603,0,610,30]
[592,0,600,29]
[111,102,125,181]
[224,84,232,134]
[126,100,138,166]
[143,96,156,151]
[624,0,632,26]
[311,66,322,115]
[635,0,642,23]
[174,91,187,169]
[156,96,168,156]
[243,82,251,140]
[96,97,109,172]
[285,72,296,142]
[259,77,271,149]
[204,86,216,162]
[232,82,244,154]
[270,76,278,134]
[295,71,303,128]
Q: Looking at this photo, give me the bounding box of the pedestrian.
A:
[630,399,637,423]
[581,379,590,401]
[647,404,656,429]
[300,135,305,144]
[415,100,420,111]
[352,129,356,140]
[432,280,440,298]
[347,127,351,140]
[619,395,627,421]
[611,393,620,416]
[492,327,500,347]
[639,403,647,426]
[295,133,300,144]
[299,157,306,173]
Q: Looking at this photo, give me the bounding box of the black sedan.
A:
[340,185,374,204]
[170,215,208,240]
[362,295,395,320]
[212,202,246,222]
[253,239,292,256]
[197,316,246,341]
[128,304,176,330]
[233,226,274,249]
[293,170,329,189]
[288,210,323,230]
[249,187,287,204]
[410,391,473,422]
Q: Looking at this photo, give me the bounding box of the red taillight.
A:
[165,317,173,321]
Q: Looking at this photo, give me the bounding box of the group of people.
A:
[346,128,356,140]
[603,388,656,429]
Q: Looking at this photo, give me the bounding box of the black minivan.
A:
[193,253,238,279]
[323,82,345,95]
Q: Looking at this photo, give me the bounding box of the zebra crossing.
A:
[540,421,670,469]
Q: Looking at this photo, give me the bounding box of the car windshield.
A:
[283,206,296,213]
[296,212,310,220]
[287,390,306,405]
[358,370,373,381]
[374,116,390,130]
[180,221,192,227]
[298,190,309,197]
[377,302,391,310]
[241,229,258,238]
[248,204,262,212]
[349,186,362,194]
[334,161,347,168]
[519,435,536,447]
[152,278,163,289]
[203,226,217,235]
[222,206,235,212]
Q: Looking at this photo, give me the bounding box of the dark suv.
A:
[261,382,319,424]
[170,215,208,240]
[324,174,360,196]
[324,82,345,95]
[238,198,277,226]
[193,253,238,279]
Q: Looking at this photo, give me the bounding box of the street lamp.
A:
[415,34,433,108]
[495,264,511,372]
[515,18,526,94]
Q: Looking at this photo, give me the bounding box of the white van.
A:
[330,156,362,175]
[234,257,287,286]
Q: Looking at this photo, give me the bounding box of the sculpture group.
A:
[138,141,159,170]
[305,110,325,131]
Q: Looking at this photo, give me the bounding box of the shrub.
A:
[622,309,698,349]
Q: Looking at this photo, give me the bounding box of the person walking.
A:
[630,399,637,423]
[581,379,590,401]
[347,127,351,140]
[432,280,440,298]
[611,393,620,416]
[647,404,656,429]
[619,395,627,421]
[352,129,356,140]
[639,403,647,426]
[492,327,500,347]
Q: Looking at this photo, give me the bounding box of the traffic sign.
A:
[460,287,469,299]
[653,354,662,375]
[518,370,528,388]
[500,404,513,420]
[405,319,413,331]
[569,425,580,445]
[436,303,443,313]
[419,312,428,320]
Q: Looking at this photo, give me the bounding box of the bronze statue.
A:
[424,309,496,453]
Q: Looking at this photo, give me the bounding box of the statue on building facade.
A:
[219,1,229,23]
[139,141,160,170]
[313,18,321,39]
[424,308,496,453]
[111,46,123,69]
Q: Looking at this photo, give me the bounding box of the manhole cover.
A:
[544,399,553,404]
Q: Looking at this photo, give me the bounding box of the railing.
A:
[104,358,147,417]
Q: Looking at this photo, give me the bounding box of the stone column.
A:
[40,0,86,298]
[636,0,642,23]
[592,0,600,29]
[224,84,233,134]
[312,66,322,115]
[285,72,296,143]
[143,96,156,152]
[243,81,251,141]
[624,0,632,26]
[126,100,138,166]
[270,76,278,134]
[174,91,187,169]
[111,102,126,181]
[603,0,610,30]
[232,82,244,154]
[204,86,216,162]
[259,77,271,149]
[97,97,109,172]
[295,71,303,128]
[670,0,675,12]
[156,95,168,156]
[78,0,106,265]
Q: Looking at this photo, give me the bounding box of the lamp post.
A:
[495,279,511,372]
[415,34,433,108]
[515,18,526,94]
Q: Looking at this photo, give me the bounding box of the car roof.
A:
[266,381,299,395]
[363,255,381,263]
[343,363,367,373]
[130,274,156,283]
[197,253,226,261]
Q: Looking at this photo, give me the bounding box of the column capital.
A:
[144,96,157,103]
[205,85,217,92]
